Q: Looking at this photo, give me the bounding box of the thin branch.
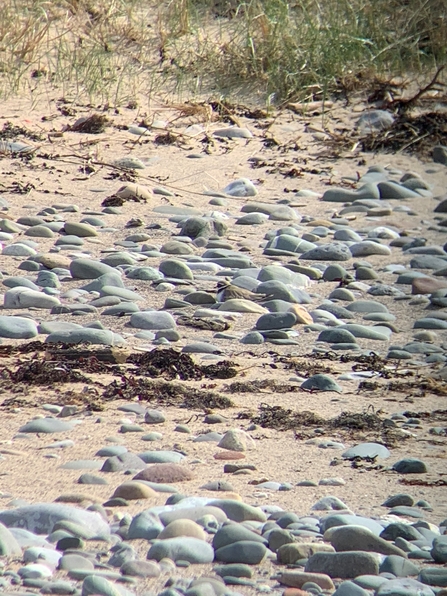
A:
[390,65,445,114]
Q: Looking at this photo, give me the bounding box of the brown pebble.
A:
[412,276,447,294]
[213,451,246,460]
[133,463,194,483]
[284,589,311,596]
[278,571,335,590]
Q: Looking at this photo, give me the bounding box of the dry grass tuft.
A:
[0,0,445,104]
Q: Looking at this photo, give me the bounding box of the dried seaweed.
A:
[248,403,385,433]
[102,189,148,207]
[402,409,447,421]
[154,132,178,145]
[248,403,325,430]
[101,195,126,207]
[275,355,334,377]
[224,379,301,393]
[361,112,447,156]
[330,410,383,430]
[386,378,447,396]
[0,341,47,356]
[128,348,237,380]
[68,114,109,134]
[102,376,233,410]
[399,478,447,486]
[0,121,43,142]
[177,316,230,332]
[0,360,91,386]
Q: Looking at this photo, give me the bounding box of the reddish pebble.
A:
[284,589,310,596]
[412,276,447,294]
[213,451,246,460]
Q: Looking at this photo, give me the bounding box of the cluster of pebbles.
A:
[1,158,447,367]
[1,114,447,596]
[0,411,447,596]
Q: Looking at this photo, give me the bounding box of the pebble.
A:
[4,287,61,309]
[131,311,176,330]
[138,450,184,463]
[276,571,335,590]
[1,134,447,596]
[0,503,109,535]
[147,537,214,563]
[393,458,428,474]
[0,316,38,339]
[305,551,380,578]
[301,374,343,393]
[326,526,406,556]
[342,443,390,459]
[215,541,267,565]
[19,419,76,434]
[301,244,352,261]
[133,463,194,483]
[218,430,249,452]
[70,259,116,279]
[376,578,435,596]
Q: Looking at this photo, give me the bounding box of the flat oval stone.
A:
[320,514,384,535]
[64,222,98,237]
[327,526,405,557]
[318,329,357,344]
[376,578,435,596]
[159,259,194,279]
[301,244,352,261]
[378,181,420,199]
[45,329,124,346]
[0,316,38,339]
[2,243,37,256]
[419,567,447,586]
[346,300,388,313]
[255,312,297,330]
[392,459,428,474]
[350,242,391,257]
[138,451,184,464]
[214,128,253,139]
[25,225,55,238]
[301,374,342,393]
[19,419,75,434]
[70,259,116,279]
[215,541,267,565]
[342,443,390,460]
[4,287,60,309]
[81,575,123,596]
[3,276,39,290]
[340,324,390,341]
[0,503,109,536]
[130,311,175,330]
[305,551,380,578]
[147,537,214,563]
[209,500,266,522]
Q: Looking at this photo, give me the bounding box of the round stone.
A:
[342,443,390,460]
[159,259,194,280]
[147,537,214,563]
[0,316,38,339]
[130,311,176,330]
[392,459,428,474]
[215,541,267,565]
[64,222,98,237]
[301,244,352,261]
[301,374,342,393]
[133,464,194,483]
[70,259,116,279]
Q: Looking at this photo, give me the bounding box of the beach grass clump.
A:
[0,0,444,104]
